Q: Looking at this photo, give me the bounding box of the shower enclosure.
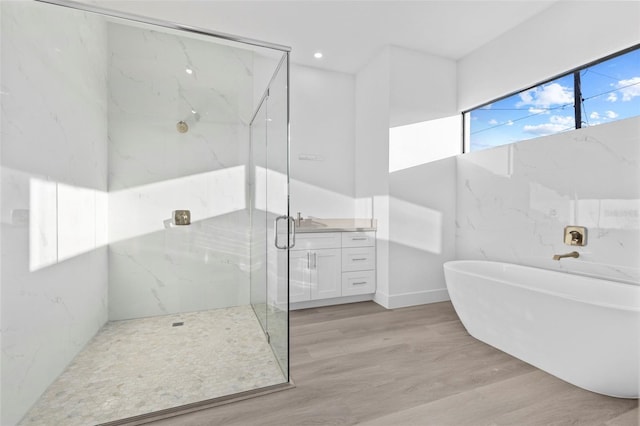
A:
[0,1,292,424]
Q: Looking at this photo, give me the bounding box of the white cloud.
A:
[488,119,498,125]
[506,120,514,126]
[607,93,618,102]
[517,83,573,108]
[519,90,534,104]
[617,77,640,101]
[528,107,548,114]
[549,115,574,126]
[589,110,618,121]
[523,115,574,136]
[523,123,567,136]
[589,110,618,122]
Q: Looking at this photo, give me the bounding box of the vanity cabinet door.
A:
[289,250,311,303]
[310,248,342,300]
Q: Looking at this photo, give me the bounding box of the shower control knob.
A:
[173,210,191,226]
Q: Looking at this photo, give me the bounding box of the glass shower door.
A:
[250,53,290,378]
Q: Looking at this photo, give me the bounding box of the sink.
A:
[298,219,327,229]
[295,217,377,233]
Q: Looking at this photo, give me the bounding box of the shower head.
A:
[176,120,189,133]
[176,109,201,133]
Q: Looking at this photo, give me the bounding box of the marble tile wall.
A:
[456,117,640,284]
[106,23,258,320]
[0,2,109,424]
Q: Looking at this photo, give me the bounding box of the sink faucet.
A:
[553,251,579,260]
[297,212,303,226]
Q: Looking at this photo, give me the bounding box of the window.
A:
[465,46,640,152]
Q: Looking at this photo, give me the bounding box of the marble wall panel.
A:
[108,212,250,320]
[0,2,109,424]
[456,117,640,283]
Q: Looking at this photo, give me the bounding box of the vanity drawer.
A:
[341,231,375,248]
[292,232,341,250]
[342,246,375,271]
[342,270,376,296]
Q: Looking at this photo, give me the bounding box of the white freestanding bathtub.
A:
[443,260,640,398]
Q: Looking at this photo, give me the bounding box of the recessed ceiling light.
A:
[185,67,193,74]
[313,52,323,59]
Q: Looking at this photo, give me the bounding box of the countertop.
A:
[296,218,377,233]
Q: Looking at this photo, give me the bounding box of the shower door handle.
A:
[290,216,296,248]
[274,215,296,249]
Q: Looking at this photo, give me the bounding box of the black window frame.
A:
[462,43,640,153]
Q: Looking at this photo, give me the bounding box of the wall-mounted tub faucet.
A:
[553,251,579,261]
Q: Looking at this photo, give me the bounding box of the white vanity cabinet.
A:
[289,230,376,306]
[289,233,342,303]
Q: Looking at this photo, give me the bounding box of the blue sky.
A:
[469,48,640,151]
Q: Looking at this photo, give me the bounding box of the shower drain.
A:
[172,322,184,327]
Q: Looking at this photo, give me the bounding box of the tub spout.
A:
[553,251,580,260]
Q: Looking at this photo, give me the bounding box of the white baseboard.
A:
[290,294,374,310]
[374,288,450,309]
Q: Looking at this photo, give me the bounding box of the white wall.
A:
[0,2,109,424]
[290,64,356,218]
[457,117,639,283]
[390,46,457,127]
[388,157,457,307]
[355,48,392,304]
[389,116,462,173]
[386,47,458,307]
[355,46,458,308]
[458,1,640,111]
[355,48,392,201]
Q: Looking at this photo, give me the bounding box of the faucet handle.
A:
[569,230,582,243]
[564,226,587,246]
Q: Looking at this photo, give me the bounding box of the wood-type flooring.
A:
[143,301,639,426]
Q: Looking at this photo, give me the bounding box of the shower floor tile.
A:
[19,305,286,426]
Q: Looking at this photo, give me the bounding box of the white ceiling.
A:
[94,0,558,74]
